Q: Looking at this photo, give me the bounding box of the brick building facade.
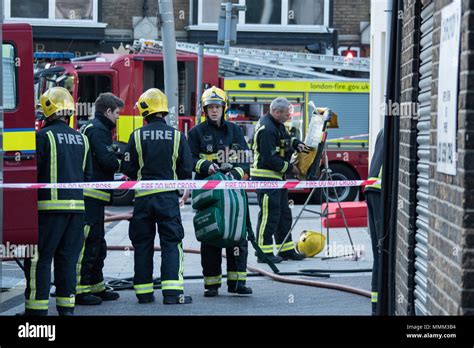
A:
[396,0,474,315]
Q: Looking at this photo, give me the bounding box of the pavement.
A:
[0,197,374,316]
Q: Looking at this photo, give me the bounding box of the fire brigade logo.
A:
[207,144,213,152]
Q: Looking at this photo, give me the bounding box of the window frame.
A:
[5,0,106,28]
[2,42,19,112]
[193,0,330,33]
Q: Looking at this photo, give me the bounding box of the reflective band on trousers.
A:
[91,281,106,293]
[26,299,49,310]
[371,292,378,303]
[258,194,270,249]
[56,296,75,308]
[204,276,222,286]
[84,188,111,202]
[227,272,246,281]
[134,283,154,294]
[161,280,184,291]
[251,168,283,180]
[38,200,85,211]
[76,225,91,293]
[277,241,295,252]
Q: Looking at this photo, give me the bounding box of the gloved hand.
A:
[296,143,311,153]
[219,162,234,173]
[208,163,220,175]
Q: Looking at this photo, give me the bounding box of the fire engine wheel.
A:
[321,163,359,203]
[112,189,135,206]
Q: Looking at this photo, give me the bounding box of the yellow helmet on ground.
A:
[137,88,169,118]
[296,230,326,257]
[40,87,75,118]
[201,86,228,115]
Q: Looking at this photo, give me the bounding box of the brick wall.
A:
[102,0,189,32]
[397,0,474,315]
[395,0,422,316]
[333,0,370,40]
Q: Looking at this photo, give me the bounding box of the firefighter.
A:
[75,93,124,305]
[251,97,308,263]
[23,87,92,316]
[188,86,252,297]
[365,128,384,315]
[121,88,193,305]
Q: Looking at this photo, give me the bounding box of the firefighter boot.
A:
[76,293,102,305]
[163,295,193,305]
[228,285,253,295]
[204,289,219,297]
[279,250,306,261]
[137,293,155,304]
[94,290,120,301]
[57,307,74,316]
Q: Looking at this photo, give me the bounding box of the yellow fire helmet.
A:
[201,86,228,116]
[296,230,326,257]
[137,88,169,118]
[40,87,75,118]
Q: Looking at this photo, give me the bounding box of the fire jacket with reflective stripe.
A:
[365,128,384,192]
[250,114,302,180]
[187,119,250,180]
[36,120,92,212]
[80,113,120,204]
[121,117,193,198]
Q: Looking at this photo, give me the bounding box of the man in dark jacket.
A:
[23,87,92,316]
[188,86,252,298]
[251,97,308,263]
[365,128,384,315]
[122,88,194,305]
[76,93,123,305]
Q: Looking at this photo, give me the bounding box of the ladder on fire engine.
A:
[131,39,369,79]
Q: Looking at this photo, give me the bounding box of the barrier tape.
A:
[0,179,379,190]
[328,134,369,141]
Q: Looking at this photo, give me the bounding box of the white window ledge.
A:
[5,18,107,28]
[187,24,331,34]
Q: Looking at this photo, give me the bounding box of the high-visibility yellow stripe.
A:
[281,161,289,174]
[38,200,85,211]
[277,241,295,252]
[178,242,184,284]
[371,291,378,303]
[227,272,247,281]
[91,281,106,293]
[29,254,39,301]
[234,167,245,178]
[204,276,222,286]
[258,194,269,248]
[366,167,383,190]
[134,283,154,294]
[84,188,111,202]
[3,130,36,152]
[196,159,207,173]
[161,280,184,291]
[25,299,49,310]
[76,225,91,293]
[56,296,75,308]
[46,131,58,201]
[251,168,283,180]
[199,153,218,161]
[117,115,143,143]
[172,131,180,180]
[82,134,89,171]
[135,130,144,181]
[224,79,370,93]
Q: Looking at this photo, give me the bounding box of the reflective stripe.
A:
[258,194,269,248]
[56,296,75,308]
[28,254,39,301]
[371,292,378,303]
[199,153,219,161]
[38,200,85,211]
[91,281,106,293]
[281,161,289,174]
[227,272,247,281]
[82,134,89,171]
[46,131,58,201]
[161,280,184,291]
[26,299,49,310]
[260,245,275,253]
[134,283,154,294]
[178,243,184,284]
[366,167,383,190]
[76,225,91,293]
[135,130,144,180]
[277,241,295,252]
[234,167,245,178]
[172,131,180,180]
[204,275,222,286]
[251,168,283,180]
[195,159,207,173]
[84,188,111,202]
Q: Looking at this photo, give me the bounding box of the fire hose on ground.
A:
[104,212,371,299]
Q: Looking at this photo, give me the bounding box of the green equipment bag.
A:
[192,173,248,248]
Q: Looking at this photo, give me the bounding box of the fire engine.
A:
[2,23,38,244]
